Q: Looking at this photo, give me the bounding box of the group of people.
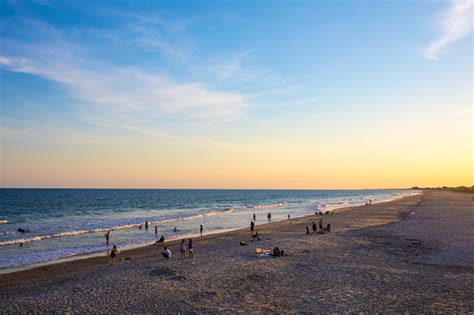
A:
[306,218,331,234]
[160,239,193,260]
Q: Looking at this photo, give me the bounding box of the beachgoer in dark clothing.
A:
[267,212,271,222]
[319,219,323,230]
[155,226,158,237]
[200,225,203,237]
[272,247,285,257]
[161,247,171,259]
[250,221,255,232]
[154,235,165,245]
[105,231,110,245]
[312,222,317,233]
[306,226,310,234]
[19,242,23,247]
[251,232,260,240]
[325,224,331,232]
[145,221,149,230]
[253,213,256,221]
[110,245,118,266]
[188,239,193,259]
[288,214,290,219]
[173,227,178,232]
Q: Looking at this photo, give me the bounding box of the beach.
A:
[0,191,473,313]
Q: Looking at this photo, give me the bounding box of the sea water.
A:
[0,189,418,270]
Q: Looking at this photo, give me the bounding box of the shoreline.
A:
[1,190,473,313]
[0,192,420,277]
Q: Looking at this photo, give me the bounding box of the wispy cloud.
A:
[424,0,473,60]
[0,19,248,118]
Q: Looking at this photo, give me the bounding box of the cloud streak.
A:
[0,19,248,118]
[424,0,473,60]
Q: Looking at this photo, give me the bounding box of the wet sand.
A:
[1,191,473,313]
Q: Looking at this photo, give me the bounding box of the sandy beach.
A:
[0,191,473,313]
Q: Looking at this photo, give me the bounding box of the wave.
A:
[251,202,284,209]
[0,207,236,247]
[0,220,7,224]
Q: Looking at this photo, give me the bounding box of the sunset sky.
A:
[0,0,472,189]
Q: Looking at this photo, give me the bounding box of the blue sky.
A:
[0,0,472,188]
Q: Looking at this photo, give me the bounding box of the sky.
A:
[0,0,472,189]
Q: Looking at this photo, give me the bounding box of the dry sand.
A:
[1,191,473,313]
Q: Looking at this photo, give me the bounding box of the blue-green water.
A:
[0,189,418,270]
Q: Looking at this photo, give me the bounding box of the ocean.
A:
[0,189,418,271]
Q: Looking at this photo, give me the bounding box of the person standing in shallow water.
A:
[267,212,271,222]
[105,231,110,245]
[145,221,149,230]
[200,225,203,237]
[253,213,256,221]
[319,218,323,231]
[155,226,158,237]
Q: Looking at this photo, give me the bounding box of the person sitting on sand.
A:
[325,224,331,233]
[312,221,317,233]
[161,247,171,259]
[272,247,285,257]
[306,226,310,234]
[240,241,247,246]
[179,240,187,259]
[154,235,165,245]
[110,245,118,266]
[251,232,260,240]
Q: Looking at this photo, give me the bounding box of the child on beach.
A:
[179,240,187,259]
[188,239,193,259]
[110,245,118,266]
[161,247,171,259]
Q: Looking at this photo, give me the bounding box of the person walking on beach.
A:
[312,221,317,233]
[319,218,323,231]
[200,224,203,237]
[179,240,187,260]
[105,231,110,245]
[155,226,158,237]
[250,221,255,232]
[110,245,118,266]
[267,212,271,222]
[188,239,193,259]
